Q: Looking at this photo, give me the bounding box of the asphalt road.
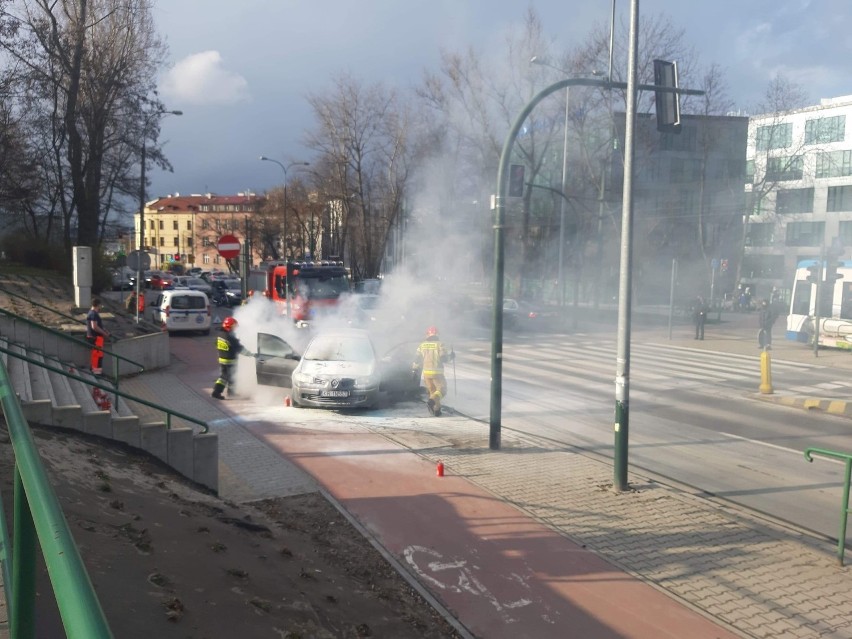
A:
[444,329,852,541]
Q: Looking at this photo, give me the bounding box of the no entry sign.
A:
[217,234,241,259]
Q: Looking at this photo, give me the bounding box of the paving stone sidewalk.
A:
[363,418,852,639]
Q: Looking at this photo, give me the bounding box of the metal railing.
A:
[0,344,208,434]
[804,447,852,565]
[0,359,113,638]
[0,306,144,389]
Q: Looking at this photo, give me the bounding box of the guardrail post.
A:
[759,348,773,394]
[804,447,852,565]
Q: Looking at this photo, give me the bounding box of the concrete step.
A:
[0,337,217,493]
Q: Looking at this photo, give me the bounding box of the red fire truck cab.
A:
[248,260,351,324]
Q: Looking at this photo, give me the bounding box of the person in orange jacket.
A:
[413,326,454,416]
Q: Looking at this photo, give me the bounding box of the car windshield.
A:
[297,274,349,300]
[225,281,241,291]
[304,335,374,363]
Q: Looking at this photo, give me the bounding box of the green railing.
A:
[0,306,145,389]
[0,344,208,434]
[0,359,113,638]
[804,447,852,566]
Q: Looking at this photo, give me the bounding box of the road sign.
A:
[217,234,241,259]
[127,250,151,272]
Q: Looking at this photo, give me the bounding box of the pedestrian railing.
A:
[0,358,114,638]
[804,447,852,565]
[0,306,144,389]
[0,343,208,434]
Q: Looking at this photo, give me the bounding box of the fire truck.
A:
[247,260,351,324]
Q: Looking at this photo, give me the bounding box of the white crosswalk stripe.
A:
[462,338,821,395]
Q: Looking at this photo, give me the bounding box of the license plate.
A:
[173,316,187,322]
[320,390,349,398]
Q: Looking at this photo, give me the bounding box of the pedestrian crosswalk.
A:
[460,337,822,398]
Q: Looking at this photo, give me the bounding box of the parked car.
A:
[150,289,211,335]
[173,275,213,298]
[255,328,420,409]
[211,279,243,307]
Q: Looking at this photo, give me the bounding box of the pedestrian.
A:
[86,297,110,375]
[125,290,144,314]
[692,296,707,340]
[212,316,254,399]
[413,326,454,416]
[758,299,778,349]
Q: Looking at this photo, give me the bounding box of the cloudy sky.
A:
[149,0,852,201]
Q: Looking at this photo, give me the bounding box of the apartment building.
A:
[743,95,852,298]
[134,193,265,269]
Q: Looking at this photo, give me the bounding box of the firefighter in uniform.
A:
[212,316,254,399]
[414,326,454,416]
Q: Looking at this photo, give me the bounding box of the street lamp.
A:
[259,156,310,320]
[530,57,602,306]
[139,107,182,253]
[136,105,181,323]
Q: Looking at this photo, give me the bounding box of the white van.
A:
[151,290,211,335]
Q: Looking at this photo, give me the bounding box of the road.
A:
[151,299,852,543]
[443,328,852,541]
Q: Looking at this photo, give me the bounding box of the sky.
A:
[148,0,852,202]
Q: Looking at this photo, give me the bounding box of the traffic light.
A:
[653,59,681,133]
[824,259,844,283]
[805,263,820,284]
[509,164,525,197]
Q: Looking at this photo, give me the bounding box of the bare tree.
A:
[0,0,167,257]
[304,73,412,280]
[736,75,810,287]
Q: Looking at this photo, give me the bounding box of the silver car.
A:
[255,328,419,409]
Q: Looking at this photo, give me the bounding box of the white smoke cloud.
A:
[160,51,250,105]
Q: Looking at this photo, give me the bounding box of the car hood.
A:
[297,359,375,377]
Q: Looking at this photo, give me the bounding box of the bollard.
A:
[436,461,444,477]
[284,395,291,407]
[759,348,773,394]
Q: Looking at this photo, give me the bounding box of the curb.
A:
[754,392,852,420]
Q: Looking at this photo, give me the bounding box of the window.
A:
[776,188,814,214]
[660,126,697,152]
[745,160,755,183]
[173,220,178,230]
[765,155,803,181]
[804,115,845,144]
[202,237,211,247]
[173,237,179,247]
[816,150,852,178]
[159,236,165,247]
[756,122,792,150]
[785,221,825,247]
[149,220,155,229]
[740,254,785,279]
[202,219,209,230]
[839,221,852,246]
[203,254,210,264]
[187,221,192,230]
[746,223,774,246]
[827,185,852,212]
[186,237,193,247]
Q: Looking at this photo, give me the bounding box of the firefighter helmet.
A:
[426,326,438,337]
[222,316,238,332]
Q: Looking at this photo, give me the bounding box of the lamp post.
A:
[530,57,602,307]
[136,105,181,323]
[259,156,310,320]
